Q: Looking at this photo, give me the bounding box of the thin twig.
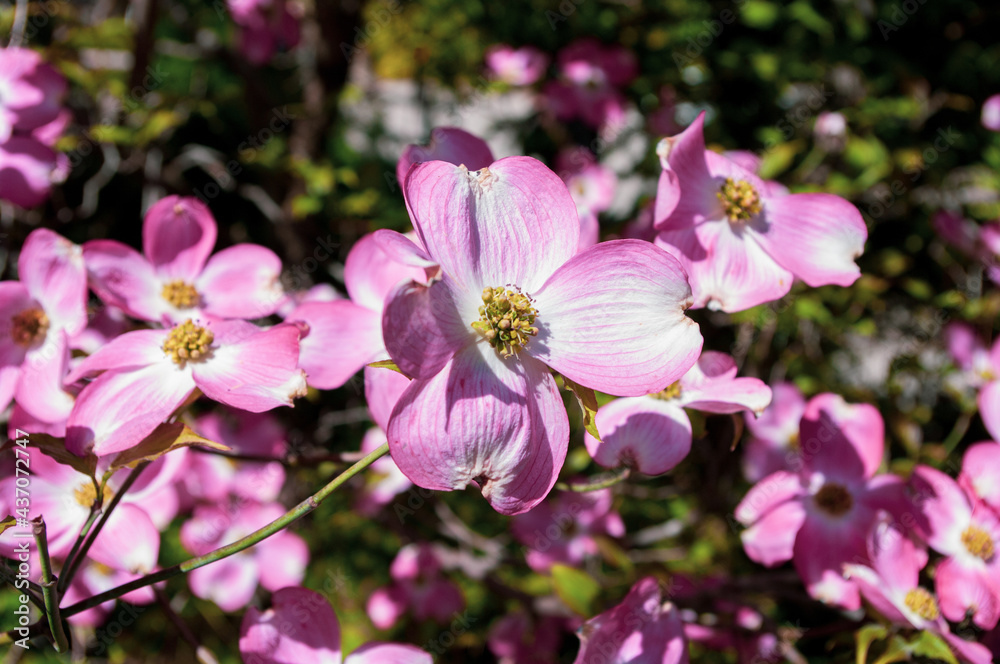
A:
[8,0,28,48]
[0,563,45,610]
[555,467,631,493]
[153,588,219,664]
[32,518,68,652]
[61,444,390,618]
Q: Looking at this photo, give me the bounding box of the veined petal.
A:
[16,331,74,422]
[18,229,87,335]
[66,364,195,456]
[65,329,169,383]
[197,244,284,319]
[382,277,471,380]
[288,300,382,389]
[89,503,159,574]
[386,343,569,516]
[756,193,866,287]
[142,196,217,282]
[240,587,342,664]
[348,643,433,664]
[584,396,692,475]
[529,240,702,396]
[193,321,307,411]
[82,240,170,323]
[655,221,794,313]
[372,229,439,271]
[404,157,580,296]
[653,113,711,226]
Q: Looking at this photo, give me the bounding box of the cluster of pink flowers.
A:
[0,47,69,208]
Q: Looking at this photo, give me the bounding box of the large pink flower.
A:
[573,577,688,664]
[735,393,906,609]
[653,113,867,312]
[0,228,86,423]
[241,587,432,664]
[64,318,306,456]
[584,351,771,476]
[84,196,285,324]
[378,157,702,514]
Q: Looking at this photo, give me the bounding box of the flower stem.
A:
[61,443,390,618]
[58,462,150,595]
[555,467,631,492]
[32,517,69,653]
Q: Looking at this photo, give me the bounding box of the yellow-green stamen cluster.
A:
[471,287,538,358]
[10,307,49,346]
[73,481,113,508]
[162,280,201,309]
[904,588,940,621]
[813,483,853,516]
[650,381,682,401]
[961,525,995,561]
[717,177,763,222]
[163,319,214,365]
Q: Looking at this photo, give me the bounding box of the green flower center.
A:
[962,525,995,561]
[162,280,201,309]
[10,307,49,346]
[904,588,940,621]
[813,483,853,516]
[650,381,682,401]
[717,177,763,222]
[471,287,538,358]
[163,319,214,365]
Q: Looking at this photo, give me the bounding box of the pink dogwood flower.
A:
[742,382,807,482]
[366,544,464,630]
[983,95,1000,132]
[545,39,636,132]
[84,195,285,325]
[844,515,993,664]
[241,587,432,664]
[378,156,703,514]
[736,393,906,609]
[181,501,308,612]
[584,351,771,476]
[573,576,688,664]
[511,488,625,572]
[64,317,306,456]
[60,560,156,628]
[227,0,301,65]
[943,323,1000,441]
[485,45,549,86]
[0,137,64,207]
[909,465,1000,629]
[0,47,66,142]
[960,443,1000,512]
[0,228,86,423]
[354,426,412,516]
[396,126,494,191]
[653,112,867,312]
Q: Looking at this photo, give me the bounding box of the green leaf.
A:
[908,631,958,664]
[367,360,408,376]
[872,636,910,664]
[562,376,601,441]
[108,423,229,472]
[551,564,600,616]
[0,515,16,536]
[856,624,888,664]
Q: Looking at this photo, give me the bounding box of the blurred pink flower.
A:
[85,196,286,324]
[182,501,308,612]
[742,382,807,482]
[354,426,412,516]
[0,48,66,142]
[654,112,867,312]
[366,544,464,630]
[983,94,1000,132]
[378,157,702,514]
[485,45,548,85]
[943,323,1000,441]
[511,488,625,572]
[489,612,570,664]
[844,514,993,664]
[573,576,688,664]
[227,0,301,65]
[241,587,432,664]
[545,39,636,132]
[736,394,907,609]
[584,351,770,476]
[556,147,617,251]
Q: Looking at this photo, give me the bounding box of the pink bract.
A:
[983,94,1000,132]
[378,156,702,514]
[485,45,549,86]
[653,112,867,312]
[84,195,286,324]
[240,587,432,664]
[396,126,494,191]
